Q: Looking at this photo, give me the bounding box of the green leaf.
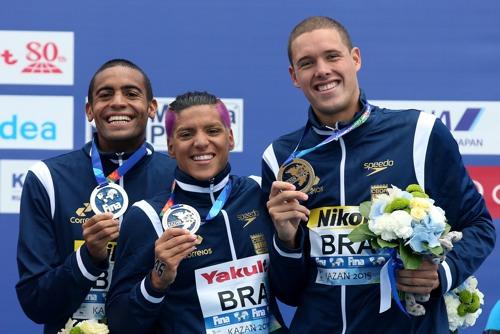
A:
[70,328,83,334]
[370,238,381,250]
[429,245,444,256]
[347,223,375,243]
[377,238,398,248]
[399,243,422,269]
[411,191,429,198]
[390,198,410,211]
[406,184,423,193]
[444,223,451,235]
[359,201,372,219]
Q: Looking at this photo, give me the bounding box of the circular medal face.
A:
[90,183,129,219]
[277,158,316,193]
[162,204,201,234]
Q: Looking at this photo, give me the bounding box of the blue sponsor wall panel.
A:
[1,1,499,333]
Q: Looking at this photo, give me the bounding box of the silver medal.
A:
[162,204,201,234]
[90,183,129,219]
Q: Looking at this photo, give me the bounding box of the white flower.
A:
[369,214,397,240]
[428,206,446,228]
[466,276,479,290]
[368,210,413,241]
[444,294,463,331]
[78,320,109,334]
[409,197,433,210]
[387,185,412,201]
[57,319,109,334]
[464,309,482,327]
[58,319,77,334]
[390,210,413,239]
[444,276,483,332]
[410,207,427,221]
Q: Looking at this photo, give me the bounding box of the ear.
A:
[167,138,175,158]
[289,65,300,88]
[351,47,362,72]
[228,129,235,151]
[148,98,158,119]
[85,102,94,122]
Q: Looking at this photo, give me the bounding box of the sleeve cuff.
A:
[76,245,108,282]
[438,259,455,294]
[273,226,305,259]
[139,273,167,304]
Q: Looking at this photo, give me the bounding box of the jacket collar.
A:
[308,90,369,134]
[174,164,231,194]
[83,140,154,161]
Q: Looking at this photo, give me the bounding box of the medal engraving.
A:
[162,204,201,234]
[90,183,129,219]
[277,158,317,193]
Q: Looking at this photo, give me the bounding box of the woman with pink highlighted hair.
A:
[107,91,289,334]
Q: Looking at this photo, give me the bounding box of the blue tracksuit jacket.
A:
[16,141,175,334]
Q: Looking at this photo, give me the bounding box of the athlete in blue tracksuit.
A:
[107,166,286,333]
[16,59,176,334]
[107,91,287,334]
[262,16,495,334]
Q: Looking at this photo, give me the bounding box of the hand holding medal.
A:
[82,212,119,262]
[151,228,198,290]
[267,181,310,249]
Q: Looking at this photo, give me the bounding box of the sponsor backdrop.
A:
[1,1,499,332]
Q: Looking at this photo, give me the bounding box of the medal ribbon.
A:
[379,248,409,316]
[91,138,148,186]
[160,179,232,221]
[283,105,371,166]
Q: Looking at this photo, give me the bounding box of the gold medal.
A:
[277,158,318,193]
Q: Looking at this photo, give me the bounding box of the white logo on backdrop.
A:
[0,95,74,150]
[0,159,37,214]
[371,100,500,155]
[0,30,74,85]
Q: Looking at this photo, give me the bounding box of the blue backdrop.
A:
[1,1,499,332]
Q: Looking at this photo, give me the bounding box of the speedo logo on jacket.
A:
[201,260,267,284]
[363,159,394,176]
[308,206,367,229]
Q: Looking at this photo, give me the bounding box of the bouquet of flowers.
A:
[58,319,109,334]
[445,276,484,333]
[348,184,462,316]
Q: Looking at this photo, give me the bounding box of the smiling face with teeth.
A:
[85,65,157,152]
[289,28,362,126]
[168,104,234,181]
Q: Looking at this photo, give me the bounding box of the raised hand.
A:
[150,228,198,291]
[82,212,119,263]
[267,181,310,248]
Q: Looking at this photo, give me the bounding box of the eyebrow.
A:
[295,48,343,64]
[94,84,143,95]
[175,122,225,131]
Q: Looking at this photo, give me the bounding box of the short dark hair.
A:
[287,16,353,66]
[165,91,231,138]
[87,59,153,104]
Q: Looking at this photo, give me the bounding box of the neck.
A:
[97,137,144,154]
[314,90,362,127]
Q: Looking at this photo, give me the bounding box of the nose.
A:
[193,132,209,148]
[315,58,331,78]
[110,92,126,108]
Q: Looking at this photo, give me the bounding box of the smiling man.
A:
[16,59,175,334]
[261,16,495,334]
